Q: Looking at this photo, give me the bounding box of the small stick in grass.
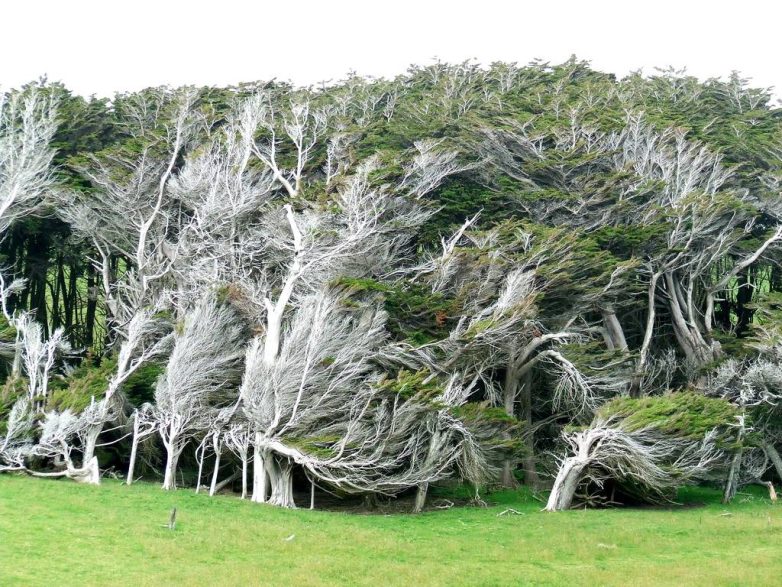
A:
[162,507,177,530]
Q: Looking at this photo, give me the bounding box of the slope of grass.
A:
[0,476,779,586]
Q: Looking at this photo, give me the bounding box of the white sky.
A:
[2,0,780,98]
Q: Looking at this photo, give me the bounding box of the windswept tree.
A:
[397,216,631,487]
[545,393,736,511]
[29,408,101,484]
[706,294,782,500]
[46,89,200,475]
[241,286,503,509]
[0,398,34,472]
[482,111,782,394]
[0,87,59,385]
[77,309,173,469]
[3,62,782,511]
[154,294,246,490]
[0,86,58,234]
[57,88,201,325]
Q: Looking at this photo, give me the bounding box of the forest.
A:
[1,58,782,515]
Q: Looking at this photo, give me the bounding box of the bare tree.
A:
[0,398,34,472]
[0,87,58,234]
[223,418,253,499]
[154,294,246,490]
[126,403,158,485]
[241,286,495,508]
[17,314,68,412]
[78,309,173,470]
[28,410,101,484]
[58,88,200,325]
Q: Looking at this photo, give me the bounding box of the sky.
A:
[1,0,780,98]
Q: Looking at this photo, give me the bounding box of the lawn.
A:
[0,476,779,586]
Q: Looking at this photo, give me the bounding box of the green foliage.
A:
[47,357,116,412]
[46,357,163,413]
[417,178,512,246]
[283,434,343,459]
[598,392,738,440]
[747,291,782,349]
[333,276,456,344]
[0,377,27,435]
[592,223,670,258]
[0,315,16,343]
[451,403,524,456]
[375,370,443,403]
[4,61,782,500]
[123,362,165,407]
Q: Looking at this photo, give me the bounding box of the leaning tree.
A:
[545,392,737,511]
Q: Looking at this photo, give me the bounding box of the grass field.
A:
[0,476,779,586]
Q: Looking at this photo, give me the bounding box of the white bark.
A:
[209,432,222,496]
[28,457,100,485]
[545,455,590,511]
[241,456,249,500]
[162,441,181,491]
[267,456,296,508]
[126,407,157,486]
[251,437,269,503]
[602,308,628,352]
[413,482,428,513]
[127,422,140,486]
[0,88,58,234]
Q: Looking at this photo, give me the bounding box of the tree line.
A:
[1,59,782,511]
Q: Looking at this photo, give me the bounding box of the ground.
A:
[0,476,779,586]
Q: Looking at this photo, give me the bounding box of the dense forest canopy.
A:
[1,59,782,511]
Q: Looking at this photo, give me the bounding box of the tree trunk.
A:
[734,269,755,335]
[241,456,248,500]
[500,364,519,488]
[723,415,746,504]
[762,441,782,483]
[723,448,743,504]
[195,439,207,493]
[11,328,22,379]
[162,441,180,491]
[413,482,428,513]
[267,456,295,508]
[85,262,97,349]
[545,456,589,511]
[29,457,101,485]
[631,271,662,398]
[665,272,714,368]
[251,437,268,503]
[69,456,101,485]
[518,372,539,487]
[81,425,101,468]
[214,471,239,493]
[500,461,516,488]
[263,312,283,367]
[126,418,140,486]
[546,430,596,511]
[209,433,222,496]
[602,308,628,352]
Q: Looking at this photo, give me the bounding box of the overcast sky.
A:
[2,0,779,98]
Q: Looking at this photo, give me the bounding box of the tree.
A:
[545,393,736,511]
[0,87,58,234]
[154,294,246,490]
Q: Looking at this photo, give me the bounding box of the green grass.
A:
[0,476,780,586]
